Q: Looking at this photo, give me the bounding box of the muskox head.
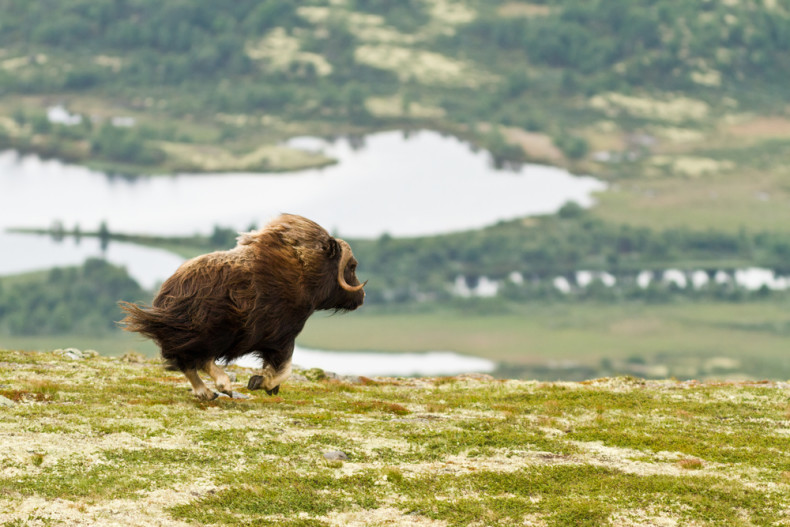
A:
[239,214,366,312]
[322,236,366,311]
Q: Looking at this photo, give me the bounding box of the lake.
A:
[0,130,605,239]
[0,231,184,290]
[233,346,497,377]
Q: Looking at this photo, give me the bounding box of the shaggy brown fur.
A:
[119,214,365,400]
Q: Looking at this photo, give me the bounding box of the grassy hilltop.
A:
[2,348,790,526]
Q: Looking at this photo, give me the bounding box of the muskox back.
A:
[119,214,365,399]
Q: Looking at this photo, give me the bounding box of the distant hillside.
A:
[2,1,788,119]
[0,1,788,161]
[2,348,789,526]
[0,259,146,336]
[1,0,789,230]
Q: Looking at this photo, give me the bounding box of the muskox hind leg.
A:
[248,358,292,396]
[201,360,233,396]
[184,368,219,401]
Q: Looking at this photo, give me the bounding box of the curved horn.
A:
[337,241,366,292]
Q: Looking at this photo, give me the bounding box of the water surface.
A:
[233,345,497,377]
[0,232,183,289]
[1,130,605,239]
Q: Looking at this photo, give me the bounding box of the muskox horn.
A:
[337,241,365,292]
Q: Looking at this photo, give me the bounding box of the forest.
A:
[0,259,146,336]
[5,199,790,338]
[3,0,788,104]
[2,0,790,168]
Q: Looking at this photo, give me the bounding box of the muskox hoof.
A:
[266,385,280,396]
[195,390,219,401]
[248,375,264,391]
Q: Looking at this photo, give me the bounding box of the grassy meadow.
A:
[0,333,158,358]
[302,301,790,360]
[300,301,790,380]
[2,349,790,526]
[3,299,789,382]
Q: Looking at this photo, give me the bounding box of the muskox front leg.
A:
[184,368,218,401]
[202,360,233,396]
[248,358,292,396]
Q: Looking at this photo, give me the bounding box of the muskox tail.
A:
[118,301,183,370]
[118,301,164,339]
[118,301,212,372]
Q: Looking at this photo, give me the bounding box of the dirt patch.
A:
[324,506,447,526]
[650,156,735,178]
[590,93,710,123]
[426,0,476,27]
[723,116,790,138]
[608,318,664,337]
[1,482,213,527]
[366,96,446,119]
[502,128,565,164]
[652,126,705,144]
[1,54,47,71]
[246,27,333,77]
[571,441,689,478]
[158,141,334,172]
[609,508,681,526]
[497,2,552,17]
[354,45,491,87]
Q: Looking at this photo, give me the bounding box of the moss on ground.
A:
[1,349,789,526]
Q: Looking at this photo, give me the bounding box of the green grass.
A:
[299,301,790,378]
[1,349,789,526]
[397,467,782,526]
[0,333,159,357]
[0,269,50,287]
[4,298,790,380]
[592,161,790,233]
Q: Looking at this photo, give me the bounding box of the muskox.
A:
[119,214,365,400]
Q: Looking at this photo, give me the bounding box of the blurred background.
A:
[1,0,789,380]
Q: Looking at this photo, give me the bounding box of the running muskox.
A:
[119,214,366,400]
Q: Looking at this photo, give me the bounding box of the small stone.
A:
[456,373,495,381]
[339,375,363,385]
[53,348,98,360]
[323,450,348,461]
[226,372,237,383]
[303,368,327,381]
[216,391,251,399]
[0,395,14,407]
[53,348,83,360]
[121,352,146,363]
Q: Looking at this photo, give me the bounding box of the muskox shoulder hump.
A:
[236,231,256,246]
